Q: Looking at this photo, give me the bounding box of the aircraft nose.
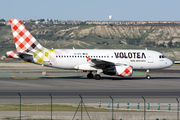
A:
[166,59,173,67]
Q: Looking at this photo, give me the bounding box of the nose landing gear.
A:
[146,75,151,79]
[146,70,151,79]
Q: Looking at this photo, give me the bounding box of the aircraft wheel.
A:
[87,73,93,79]
[95,74,101,80]
[146,75,151,79]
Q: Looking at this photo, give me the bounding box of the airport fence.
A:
[0,94,179,120]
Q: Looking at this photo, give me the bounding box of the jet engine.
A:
[103,65,133,77]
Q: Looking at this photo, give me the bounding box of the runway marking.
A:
[10,75,83,79]
[12,77,26,79]
[26,77,40,79]
[0,69,74,73]
[49,76,54,77]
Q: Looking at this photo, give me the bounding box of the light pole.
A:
[142,96,146,120]
[176,98,179,120]
[18,92,21,120]
[109,96,113,120]
[49,94,52,120]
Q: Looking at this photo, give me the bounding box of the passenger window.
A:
[111,56,113,58]
[59,56,60,57]
[61,56,63,58]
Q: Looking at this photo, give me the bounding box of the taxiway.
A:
[0,64,179,98]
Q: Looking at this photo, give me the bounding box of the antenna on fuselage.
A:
[73,47,75,49]
[145,48,147,50]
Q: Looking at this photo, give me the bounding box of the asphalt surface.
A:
[0,64,180,120]
[0,64,179,98]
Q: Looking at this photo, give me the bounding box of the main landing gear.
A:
[146,70,151,79]
[87,70,102,80]
[94,74,101,80]
[87,71,94,79]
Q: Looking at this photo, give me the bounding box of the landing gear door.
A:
[148,52,154,63]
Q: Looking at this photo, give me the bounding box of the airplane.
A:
[6,19,173,80]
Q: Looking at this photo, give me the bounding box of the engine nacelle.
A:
[116,65,133,77]
[103,65,133,77]
[6,51,20,59]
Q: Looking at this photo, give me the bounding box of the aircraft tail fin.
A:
[9,19,45,53]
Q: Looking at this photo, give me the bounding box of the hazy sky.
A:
[1,0,180,21]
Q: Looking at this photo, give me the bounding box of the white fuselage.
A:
[48,49,173,70]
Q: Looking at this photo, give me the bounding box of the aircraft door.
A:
[148,52,154,63]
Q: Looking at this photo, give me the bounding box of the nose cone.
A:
[165,58,173,68]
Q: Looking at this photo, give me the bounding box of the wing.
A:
[75,56,129,71]
[90,58,129,69]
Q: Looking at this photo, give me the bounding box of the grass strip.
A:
[132,71,146,76]
[0,104,142,112]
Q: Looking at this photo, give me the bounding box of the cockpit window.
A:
[159,55,166,59]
